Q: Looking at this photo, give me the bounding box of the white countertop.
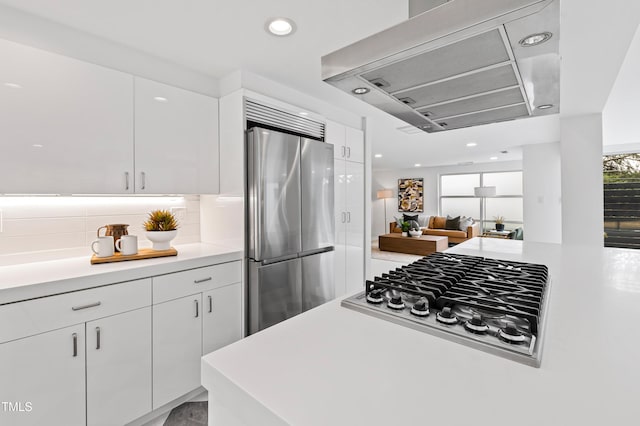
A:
[202,238,640,426]
[0,242,243,304]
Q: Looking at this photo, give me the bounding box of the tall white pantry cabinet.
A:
[326,120,365,297]
[0,38,219,195]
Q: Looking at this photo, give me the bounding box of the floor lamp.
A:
[376,189,394,234]
[474,186,496,233]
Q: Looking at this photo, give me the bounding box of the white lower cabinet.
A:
[153,294,203,409]
[86,307,152,426]
[203,284,243,355]
[151,261,243,408]
[0,261,242,425]
[0,324,86,426]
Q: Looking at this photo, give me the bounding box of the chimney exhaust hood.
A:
[321,0,559,133]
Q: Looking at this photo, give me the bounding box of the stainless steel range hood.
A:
[321,0,559,133]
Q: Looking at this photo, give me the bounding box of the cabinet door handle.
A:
[341,212,346,223]
[194,277,212,284]
[341,146,346,158]
[125,172,130,191]
[72,333,78,357]
[72,302,101,311]
[347,211,351,223]
[141,172,146,190]
[208,295,213,313]
[347,147,351,158]
[195,299,199,318]
[95,327,101,350]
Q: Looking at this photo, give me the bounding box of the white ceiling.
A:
[1,0,639,169]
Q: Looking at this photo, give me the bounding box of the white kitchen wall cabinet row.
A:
[0,260,241,426]
[327,120,365,297]
[0,38,219,195]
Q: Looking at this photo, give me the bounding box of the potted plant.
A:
[143,209,179,250]
[400,221,411,237]
[494,216,505,232]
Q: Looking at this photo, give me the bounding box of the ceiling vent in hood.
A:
[321,0,559,133]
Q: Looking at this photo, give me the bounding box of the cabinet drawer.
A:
[0,278,151,344]
[153,261,241,304]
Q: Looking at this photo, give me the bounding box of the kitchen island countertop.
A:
[0,242,242,304]
[202,238,640,426]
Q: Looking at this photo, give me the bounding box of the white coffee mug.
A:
[91,236,114,258]
[115,235,138,256]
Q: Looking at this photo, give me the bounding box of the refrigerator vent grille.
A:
[245,99,325,139]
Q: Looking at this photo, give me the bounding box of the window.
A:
[439,171,523,233]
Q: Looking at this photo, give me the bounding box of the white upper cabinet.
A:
[0,39,134,194]
[0,40,220,195]
[345,126,365,163]
[325,119,364,163]
[134,77,219,194]
[325,120,347,160]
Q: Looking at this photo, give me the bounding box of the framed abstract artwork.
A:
[398,178,424,212]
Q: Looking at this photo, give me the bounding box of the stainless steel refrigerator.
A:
[247,126,335,334]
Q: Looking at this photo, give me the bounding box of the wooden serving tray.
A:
[91,247,178,264]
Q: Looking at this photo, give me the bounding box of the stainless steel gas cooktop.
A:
[342,252,551,367]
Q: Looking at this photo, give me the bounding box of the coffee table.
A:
[378,233,448,256]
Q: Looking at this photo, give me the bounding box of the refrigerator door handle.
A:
[299,246,334,258]
[347,211,351,223]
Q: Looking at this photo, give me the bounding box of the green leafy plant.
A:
[401,221,411,232]
[494,215,504,225]
[143,210,179,231]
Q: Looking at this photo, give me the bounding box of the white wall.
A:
[560,114,604,246]
[0,196,200,260]
[371,160,522,240]
[523,142,562,243]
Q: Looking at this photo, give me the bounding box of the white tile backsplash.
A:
[0,196,200,256]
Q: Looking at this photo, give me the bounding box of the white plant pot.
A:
[145,230,177,251]
[401,232,408,237]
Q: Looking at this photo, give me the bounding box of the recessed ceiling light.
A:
[352,87,370,95]
[536,104,554,110]
[519,32,552,47]
[466,142,477,147]
[490,156,498,160]
[4,82,22,89]
[266,18,296,36]
[414,163,421,167]
[298,112,308,116]
[32,144,43,148]
[374,154,383,158]
[153,96,168,102]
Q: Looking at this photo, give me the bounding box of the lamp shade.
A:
[474,186,497,197]
[376,189,393,199]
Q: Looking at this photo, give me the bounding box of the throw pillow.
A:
[417,215,429,228]
[433,216,447,229]
[403,213,419,223]
[459,216,474,231]
[408,220,420,230]
[445,215,460,230]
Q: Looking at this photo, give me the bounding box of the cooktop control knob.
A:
[387,295,405,310]
[470,314,484,326]
[464,313,489,334]
[410,299,429,317]
[436,307,458,324]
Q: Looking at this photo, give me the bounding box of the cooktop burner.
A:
[341,252,551,367]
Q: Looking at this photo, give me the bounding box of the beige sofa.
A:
[390,216,480,244]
